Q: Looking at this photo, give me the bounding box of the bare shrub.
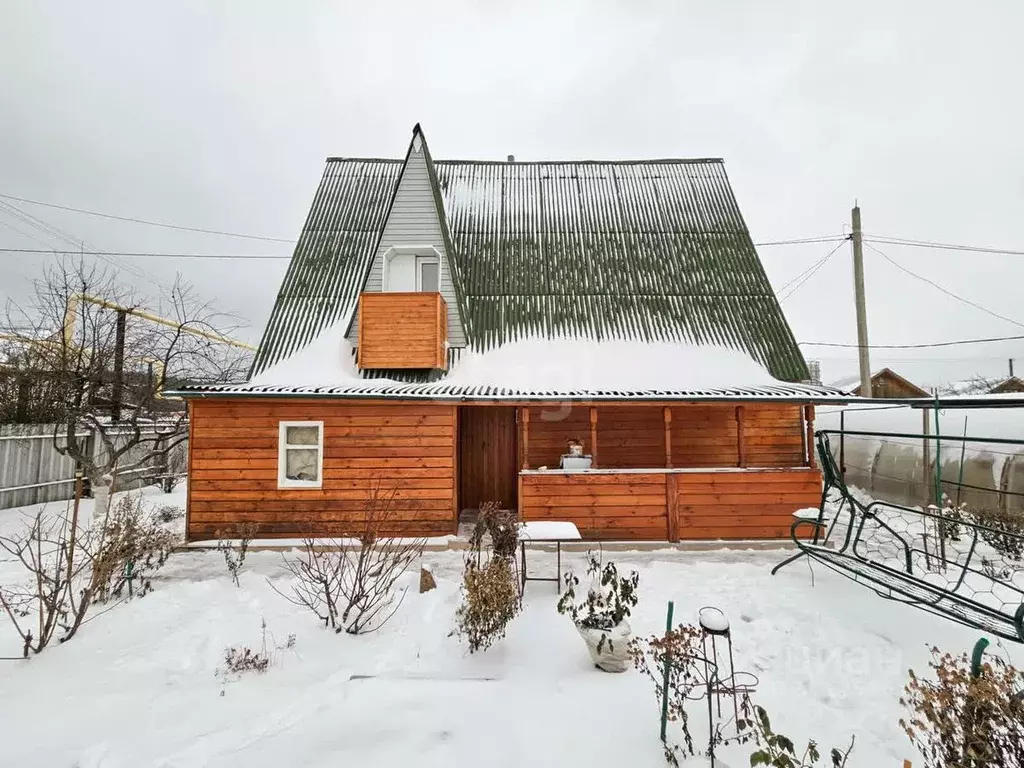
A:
[153,504,184,524]
[971,507,1024,561]
[900,645,1024,768]
[216,522,259,587]
[271,481,425,635]
[217,618,297,683]
[0,489,179,656]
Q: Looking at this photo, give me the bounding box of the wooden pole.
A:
[735,405,745,468]
[851,204,872,397]
[805,405,816,468]
[666,474,678,542]
[663,407,673,468]
[521,407,530,470]
[589,406,598,469]
[111,309,126,422]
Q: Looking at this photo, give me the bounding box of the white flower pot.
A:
[578,620,631,673]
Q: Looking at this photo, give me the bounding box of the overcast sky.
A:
[2,1,1023,387]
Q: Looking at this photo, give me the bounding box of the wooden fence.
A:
[0,423,187,509]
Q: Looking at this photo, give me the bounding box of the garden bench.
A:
[772,432,1024,643]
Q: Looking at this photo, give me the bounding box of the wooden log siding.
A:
[670,468,822,540]
[187,399,457,540]
[527,404,806,470]
[519,472,669,540]
[357,292,447,370]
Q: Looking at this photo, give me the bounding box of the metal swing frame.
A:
[772,432,1024,643]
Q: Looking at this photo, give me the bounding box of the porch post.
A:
[663,406,673,468]
[735,405,746,468]
[804,405,816,468]
[521,407,530,470]
[589,406,598,468]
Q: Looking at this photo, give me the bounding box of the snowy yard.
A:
[0,487,1020,767]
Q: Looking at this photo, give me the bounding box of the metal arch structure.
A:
[773,432,1024,643]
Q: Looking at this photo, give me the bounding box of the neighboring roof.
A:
[172,335,845,402]
[250,126,808,382]
[830,367,928,397]
[989,376,1024,394]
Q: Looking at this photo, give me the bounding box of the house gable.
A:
[344,126,467,349]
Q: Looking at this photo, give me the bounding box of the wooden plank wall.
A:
[526,404,806,470]
[519,472,668,540]
[188,399,456,540]
[670,468,822,539]
[525,406,590,468]
[458,406,518,511]
[357,292,446,370]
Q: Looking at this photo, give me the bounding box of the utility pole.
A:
[1010,358,1015,378]
[851,204,872,397]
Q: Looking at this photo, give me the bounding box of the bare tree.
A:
[2,260,249,495]
[270,480,426,635]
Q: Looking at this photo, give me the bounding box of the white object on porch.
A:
[518,521,582,593]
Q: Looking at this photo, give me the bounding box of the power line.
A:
[865,242,1024,330]
[754,235,847,247]
[0,192,295,244]
[0,247,289,260]
[778,240,847,302]
[866,234,1024,258]
[800,333,1024,349]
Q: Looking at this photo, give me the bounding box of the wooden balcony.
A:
[356,292,447,370]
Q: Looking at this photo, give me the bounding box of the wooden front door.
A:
[458,406,518,511]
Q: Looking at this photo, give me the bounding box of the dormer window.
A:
[385,252,440,293]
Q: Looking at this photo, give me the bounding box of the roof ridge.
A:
[325,156,726,166]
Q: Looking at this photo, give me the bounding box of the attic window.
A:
[385,253,439,293]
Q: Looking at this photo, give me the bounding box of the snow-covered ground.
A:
[0,486,1021,767]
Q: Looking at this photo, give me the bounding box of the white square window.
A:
[278,421,324,489]
[384,252,440,293]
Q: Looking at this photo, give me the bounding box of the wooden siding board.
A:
[187,399,456,540]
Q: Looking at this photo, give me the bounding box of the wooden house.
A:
[170,125,849,542]
[832,367,929,399]
[989,376,1024,394]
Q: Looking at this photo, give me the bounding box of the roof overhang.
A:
[166,382,856,404]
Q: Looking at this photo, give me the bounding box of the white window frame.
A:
[382,245,443,293]
[277,421,324,489]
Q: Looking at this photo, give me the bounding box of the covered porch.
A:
[459,402,822,541]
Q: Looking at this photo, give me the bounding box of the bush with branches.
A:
[271,481,425,634]
[900,645,1024,768]
[452,502,522,653]
[971,507,1024,561]
[0,490,179,656]
[217,618,297,686]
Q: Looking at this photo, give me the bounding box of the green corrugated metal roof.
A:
[252,139,808,381]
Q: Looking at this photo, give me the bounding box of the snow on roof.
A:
[186,330,848,401]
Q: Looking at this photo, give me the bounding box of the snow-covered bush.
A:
[271,482,425,635]
[900,645,1024,768]
[216,522,259,587]
[153,504,184,523]
[453,502,522,653]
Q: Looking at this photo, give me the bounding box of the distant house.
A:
[169,125,848,543]
[989,376,1024,394]
[832,367,929,399]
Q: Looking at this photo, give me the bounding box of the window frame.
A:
[416,255,440,292]
[381,246,443,293]
[277,420,324,489]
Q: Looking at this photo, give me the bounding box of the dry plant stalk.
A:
[271,479,425,635]
[216,522,259,587]
[900,646,1024,768]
